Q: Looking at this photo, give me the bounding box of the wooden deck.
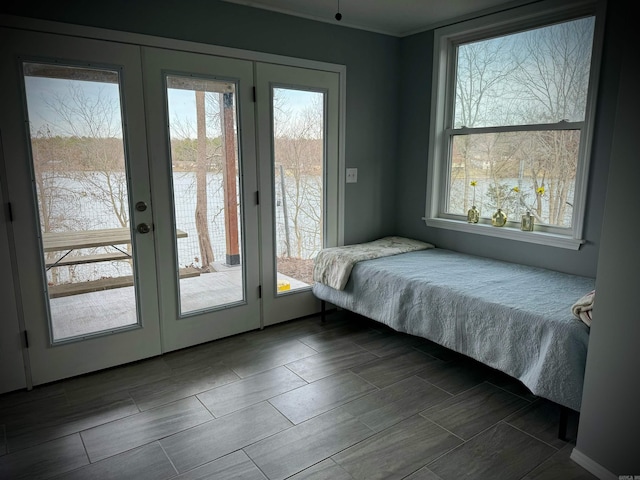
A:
[48,266,309,340]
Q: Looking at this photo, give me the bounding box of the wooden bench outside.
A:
[48,267,201,298]
[43,228,188,270]
[45,252,131,268]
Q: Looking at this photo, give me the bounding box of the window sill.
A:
[422,217,585,250]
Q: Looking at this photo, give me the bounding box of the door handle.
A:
[136,223,151,234]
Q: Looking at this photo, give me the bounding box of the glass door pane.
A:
[22,62,139,342]
[165,75,244,315]
[272,88,325,294]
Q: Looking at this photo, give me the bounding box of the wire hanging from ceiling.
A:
[335,0,342,21]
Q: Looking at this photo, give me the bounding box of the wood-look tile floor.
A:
[0,312,597,480]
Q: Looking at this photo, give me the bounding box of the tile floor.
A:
[0,312,597,479]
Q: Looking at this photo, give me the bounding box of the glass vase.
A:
[491,208,507,227]
[467,206,479,223]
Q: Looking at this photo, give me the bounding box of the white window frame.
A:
[423,0,605,250]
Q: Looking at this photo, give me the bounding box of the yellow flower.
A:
[470,181,477,187]
[537,186,545,196]
[500,185,520,208]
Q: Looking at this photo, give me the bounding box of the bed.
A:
[312,240,595,415]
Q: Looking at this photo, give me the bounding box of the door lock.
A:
[135,201,148,212]
[136,223,151,234]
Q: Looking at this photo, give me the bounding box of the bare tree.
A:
[29,127,83,284]
[42,82,130,229]
[194,90,215,270]
[274,91,324,259]
[455,37,519,210]
[168,91,230,269]
[510,18,593,225]
[25,78,136,284]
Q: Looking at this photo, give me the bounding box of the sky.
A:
[24,73,320,140]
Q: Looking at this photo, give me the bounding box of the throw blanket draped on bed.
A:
[313,236,435,290]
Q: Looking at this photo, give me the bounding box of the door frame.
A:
[0,134,29,393]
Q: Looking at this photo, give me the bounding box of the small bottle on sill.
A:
[467,206,479,223]
[521,211,534,231]
[491,208,507,227]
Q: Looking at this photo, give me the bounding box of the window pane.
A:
[454,16,595,128]
[23,62,139,341]
[166,76,244,314]
[272,88,324,294]
[447,130,580,228]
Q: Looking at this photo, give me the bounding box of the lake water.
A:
[44,171,321,283]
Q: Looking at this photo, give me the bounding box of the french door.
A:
[141,47,260,352]
[256,63,341,326]
[0,29,166,384]
[0,26,342,387]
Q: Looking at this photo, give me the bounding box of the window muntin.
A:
[427,3,600,245]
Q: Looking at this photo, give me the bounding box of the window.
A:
[425,0,602,249]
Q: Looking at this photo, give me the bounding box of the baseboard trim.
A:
[570,447,618,480]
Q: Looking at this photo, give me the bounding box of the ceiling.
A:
[220,0,533,37]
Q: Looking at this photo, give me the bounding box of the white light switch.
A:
[346,168,358,183]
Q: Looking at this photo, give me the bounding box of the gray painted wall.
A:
[575,1,640,474]
[0,0,400,245]
[396,4,621,278]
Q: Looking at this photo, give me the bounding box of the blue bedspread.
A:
[312,248,595,411]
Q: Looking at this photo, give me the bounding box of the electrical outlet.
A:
[346,168,358,183]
